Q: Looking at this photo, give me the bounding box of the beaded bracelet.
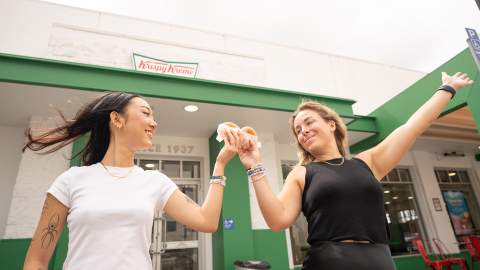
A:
[247,164,266,178]
[210,175,226,187]
[247,164,266,183]
[250,172,266,183]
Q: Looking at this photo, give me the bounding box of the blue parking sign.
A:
[466,28,480,70]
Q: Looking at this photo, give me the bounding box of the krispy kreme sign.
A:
[133,53,198,78]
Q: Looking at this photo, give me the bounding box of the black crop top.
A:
[302,157,389,246]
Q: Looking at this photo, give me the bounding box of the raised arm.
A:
[237,138,304,231]
[23,194,68,270]
[357,72,473,180]
[163,129,238,233]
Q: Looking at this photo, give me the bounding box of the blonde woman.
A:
[234,72,473,269]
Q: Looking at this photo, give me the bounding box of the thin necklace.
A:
[321,157,345,166]
[100,162,135,179]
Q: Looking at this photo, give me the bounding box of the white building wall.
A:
[0,0,425,116]
[3,117,72,239]
[249,132,284,229]
[0,126,24,238]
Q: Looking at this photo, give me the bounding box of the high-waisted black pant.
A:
[302,242,396,270]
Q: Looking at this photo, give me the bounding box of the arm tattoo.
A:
[41,214,59,248]
[183,194,199,206]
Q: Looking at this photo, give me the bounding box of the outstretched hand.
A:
[237,135,262,170]
[441,72,474,91]
[216,129,239,166]
[216,128,263,169]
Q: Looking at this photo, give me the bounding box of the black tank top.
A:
[302,157,389,245]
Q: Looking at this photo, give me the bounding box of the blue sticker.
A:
[224,218,235,230]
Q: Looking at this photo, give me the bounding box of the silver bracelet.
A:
[249,172,266,183]
[210,175,226,187]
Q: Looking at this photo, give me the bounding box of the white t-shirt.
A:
[47,163,178,270]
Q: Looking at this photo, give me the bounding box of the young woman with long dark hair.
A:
[234,72,473,269]
[22,92,239,270]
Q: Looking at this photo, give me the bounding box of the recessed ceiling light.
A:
[145,163,155,168]
[184,105,198,112]
[408,196,414,200]
[448,172,456,177]
[393,196,399,200]
[384,190,390,194]
[385,201,391,205]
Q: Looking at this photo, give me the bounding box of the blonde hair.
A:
[289,100,348,165]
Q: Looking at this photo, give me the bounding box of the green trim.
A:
[0,52,356,117]
[0,52,379,148]
[347,116,378,133]
[209,134,225,270]
[252,230,290,270]
[210,132,290,269]
[0,238,56,270]
[209,132,255,269]
[350,48,480,153]
[439,103,468,117]
[393,251,480,270]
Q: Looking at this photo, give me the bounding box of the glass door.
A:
[136,157,202,270]
[435,168,480,248]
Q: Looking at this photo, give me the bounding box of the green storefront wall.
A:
[209,134,291,270]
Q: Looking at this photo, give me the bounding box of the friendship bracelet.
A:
[210,175,226,187]
[248,167,265,176]
[247,164,266,178]
[250,172,266,184]
[437,85,456,99]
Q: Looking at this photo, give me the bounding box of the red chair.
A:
[432,238,469,270]
[414,239,469,270]
[463,236,480,269]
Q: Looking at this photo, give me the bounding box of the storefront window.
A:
[435,168,480,248]
[136,157,201,270]
[382,168,426,256]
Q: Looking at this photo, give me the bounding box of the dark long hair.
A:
[23,92,139,166]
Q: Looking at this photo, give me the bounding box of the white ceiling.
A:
[414,137,480,155]
[0,82,372,145]
[42,0,480,72]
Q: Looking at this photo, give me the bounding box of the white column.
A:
[411,150,459,253]
[3,116,71,239]
[0,126,25,238]
[249,132,283,229]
